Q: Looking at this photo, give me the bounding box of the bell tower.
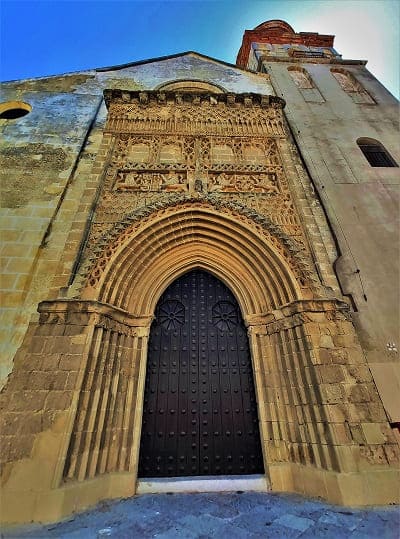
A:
[237,19,400,435]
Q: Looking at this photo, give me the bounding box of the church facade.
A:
[0,20,399,523]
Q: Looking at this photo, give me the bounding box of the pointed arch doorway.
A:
[138,269,264,478]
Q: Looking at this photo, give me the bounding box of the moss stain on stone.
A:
[1,74,96,93]
[0,143,70,207]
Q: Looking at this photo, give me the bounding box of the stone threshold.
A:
[137,474,270,494]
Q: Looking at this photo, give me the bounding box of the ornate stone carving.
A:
[104,91,286,138]
[95,314,142,337]
[81,196,320,294]
[78,90,320,294]
[208,172,279,193]
[114,171,187,192]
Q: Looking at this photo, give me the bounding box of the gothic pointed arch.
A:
[80,197,319,316]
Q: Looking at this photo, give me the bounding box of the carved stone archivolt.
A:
[77,196,322,317]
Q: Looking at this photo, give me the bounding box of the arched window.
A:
[288,66,314,89]
[156,80,225,94]
[287,66,325,103]
[331,68,375,104]
[357,138,398,167]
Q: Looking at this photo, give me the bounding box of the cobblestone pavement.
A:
[3,492,399,538]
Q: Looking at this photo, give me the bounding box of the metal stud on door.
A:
[138,269,264,477]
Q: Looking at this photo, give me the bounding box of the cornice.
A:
[258,56,367,67]
[103,89,285,110]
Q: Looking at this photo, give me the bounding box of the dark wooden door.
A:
[138,269,264,477]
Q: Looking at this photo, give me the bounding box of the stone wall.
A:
[1,88,399,523]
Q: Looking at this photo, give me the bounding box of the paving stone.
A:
[232,508,296,536]
[274,513,314,532]
[2,492,399,538]
[318,510,362,530]
[301,522,348,538]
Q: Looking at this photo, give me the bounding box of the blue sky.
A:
[1,0,399,98]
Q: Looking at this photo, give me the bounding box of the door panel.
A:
[138,269,264,477]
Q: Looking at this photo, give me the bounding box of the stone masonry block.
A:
[320,335,335,348]
[0,274,17,289]
[1,434,35,463]
[29,371,67,391]
[333,334,359,348]
[347,403,371,422]
[0,291,24,308]
[345,383,371,404]
[383,444,400,465]
[335,446,358,473]
[65,372,79,390]
[361,423,387,445]
[348,423,367,444]
[45,390,73,411]
[16,413,43,435]
[319,383,345,404]
[58,354,82,371]
[359,445,388,468]
[39,354,61,371]
[317,365,345,384]
[63,324,86,336]
[325,403,348,423]
[346,365,373,383]
[329,423,353,445]
[368,402,388,422]
[9,391,48,412]
[0,413,20,436]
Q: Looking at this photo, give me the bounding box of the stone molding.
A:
[38,299,153,331]
[80,196,320,298]
[246,298,350,333]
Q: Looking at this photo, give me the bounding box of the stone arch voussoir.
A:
[79,196,320,315]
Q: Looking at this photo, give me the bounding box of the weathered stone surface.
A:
[4,492,399,539]
[0,22,398,525]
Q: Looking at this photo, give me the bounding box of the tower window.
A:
[287,66,314,89]
[357,138,398,167]
[331,68,375,104]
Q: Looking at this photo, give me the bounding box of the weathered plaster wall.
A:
[262,60,400,421]
[0,53,274,386]
[95,54,274,95]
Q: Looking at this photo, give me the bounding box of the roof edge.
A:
[95,51,260,75]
